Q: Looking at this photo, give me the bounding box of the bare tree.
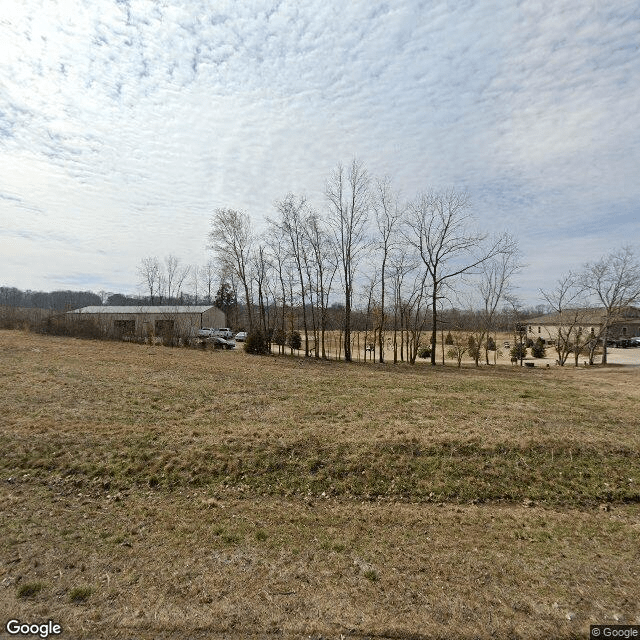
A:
[372,176,404,363]
[138,257,162,304]
[209,208,255,329]
[406,189,509,365]
[200,259,216,304]
[447,332,470,368]
[325,159,370,362]
[251,243,271,336]
[188,265,200,304]
[476,235,521,365]
[301,231,320,358]
[304,211,338,359]
[580,246,640,364]
[272,194,312,357]
[265,229,291,354]
[164,255,190,302]
[361,269,380,362]
[540,272,586,366]
[404,270,431,364]
[388,251,417,363]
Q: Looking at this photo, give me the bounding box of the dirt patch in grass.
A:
[1,330,640,639]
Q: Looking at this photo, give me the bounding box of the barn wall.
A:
[201,307,226,328]
[135,313,202,337]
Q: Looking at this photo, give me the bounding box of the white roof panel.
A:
[69,306,218,314]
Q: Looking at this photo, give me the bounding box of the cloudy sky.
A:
[1,0,638,304]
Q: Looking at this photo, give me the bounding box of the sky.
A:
[1,0,639,305]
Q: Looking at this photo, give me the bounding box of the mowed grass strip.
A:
[3,430,640,507]
[2,330,639,507]
[6,438,640,505]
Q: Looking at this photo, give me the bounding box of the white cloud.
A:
[0,0,638,301]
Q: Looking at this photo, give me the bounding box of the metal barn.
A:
[68,305,226,340]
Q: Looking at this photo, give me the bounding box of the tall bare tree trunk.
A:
[325,159,370,363]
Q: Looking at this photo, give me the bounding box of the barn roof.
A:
[69,305,219,314]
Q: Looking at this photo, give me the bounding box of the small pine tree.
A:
[418,345,432,359]
[244,329,270,355]
[531,337,546,358]
[510,343,527,360]
[288,330,302,350]
[445,331,454,345]
[468,335,481,361]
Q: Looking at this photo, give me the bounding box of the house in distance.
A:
[526,306,640,344]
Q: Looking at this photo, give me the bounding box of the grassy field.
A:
[1,329,639,639]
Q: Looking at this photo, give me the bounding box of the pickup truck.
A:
[197,327,234,339]
[212,327,234,339]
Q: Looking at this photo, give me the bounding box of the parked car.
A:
[607,338,636,348]
[212,336,236,349]
[197,327,215,338]
[234,331,247,342]
[629,337,640,347]
[212,327,234,339]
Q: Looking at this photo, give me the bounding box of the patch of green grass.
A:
[69,586,93,603]
[221,533,241,544]
[4,431,640,506]
[17,582,44,599]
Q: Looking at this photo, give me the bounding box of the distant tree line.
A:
[0,287,102,311]
[207,160,640,366]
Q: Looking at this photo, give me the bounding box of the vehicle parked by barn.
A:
[213,327,234,339]
[211,336,236,349]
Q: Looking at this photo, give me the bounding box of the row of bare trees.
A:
[209,159,522,364]
[137,255,224,306]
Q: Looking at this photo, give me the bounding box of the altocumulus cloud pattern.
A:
[0,0,639,298]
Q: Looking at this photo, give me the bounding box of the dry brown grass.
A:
[1,329,639,639]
